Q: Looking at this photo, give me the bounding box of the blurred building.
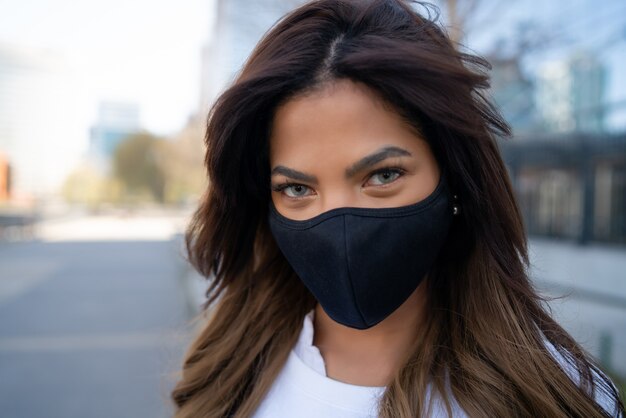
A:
[199,0,307,114]
[535,51,606,134]
[502,131,626,244]
[503,51,623,244]
[0,44,83,202]
[88,101,141,173]
[489,56,537,134]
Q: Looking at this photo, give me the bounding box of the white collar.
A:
[289,309,470,417]
[292,309,328,377]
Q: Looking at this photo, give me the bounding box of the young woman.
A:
[171,0,625,416]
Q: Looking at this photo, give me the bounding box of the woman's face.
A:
[269,78,440,221]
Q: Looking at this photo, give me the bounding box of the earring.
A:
[452,194,460,216]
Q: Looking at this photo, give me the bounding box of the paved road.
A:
[0,227,195,418]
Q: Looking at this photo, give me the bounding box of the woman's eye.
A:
[283,184,312,198]
[366,169,402,186]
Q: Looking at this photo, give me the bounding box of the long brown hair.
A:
[171,0,625,416]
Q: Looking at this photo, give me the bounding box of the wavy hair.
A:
[171,0,624,416]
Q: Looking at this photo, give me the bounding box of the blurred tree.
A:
[433,0,574,55]
[432,0,555,134]
[62,163,123,208]
[159,116,207,205]
[439,0,479,44]
[113,132,166,203]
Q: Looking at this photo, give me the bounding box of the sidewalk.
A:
[528,238,626,376]
[529,238,626,302]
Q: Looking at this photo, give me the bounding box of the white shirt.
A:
[252,309,466,418]
[252,309,621,417]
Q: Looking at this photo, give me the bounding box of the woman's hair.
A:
[171,0,624,416]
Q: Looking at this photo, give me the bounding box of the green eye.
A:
[368,169,401,186]
[284,184,311,197]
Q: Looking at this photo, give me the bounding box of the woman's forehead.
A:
[269,79,424,160]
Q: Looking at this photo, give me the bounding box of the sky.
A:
[0,0,215,137]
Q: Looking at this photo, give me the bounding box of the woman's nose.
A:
[319,192,360,213]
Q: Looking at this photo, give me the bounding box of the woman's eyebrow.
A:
[345,146,411,178]
[271,166,318,184]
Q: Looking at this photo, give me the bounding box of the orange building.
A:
[0,152,10,201]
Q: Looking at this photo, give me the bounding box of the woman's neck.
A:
[312,281,426,387]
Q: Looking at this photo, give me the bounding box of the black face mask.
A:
[268,175,455,330]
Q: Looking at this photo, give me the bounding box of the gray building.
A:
[199,0,307,115]
[90,102,140,156]
[535,51,606,134]
[489,56,537,135]
[88,101,141,174]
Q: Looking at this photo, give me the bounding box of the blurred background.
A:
[0,0,624,416]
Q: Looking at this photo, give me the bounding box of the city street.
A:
[0,214,197,418]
